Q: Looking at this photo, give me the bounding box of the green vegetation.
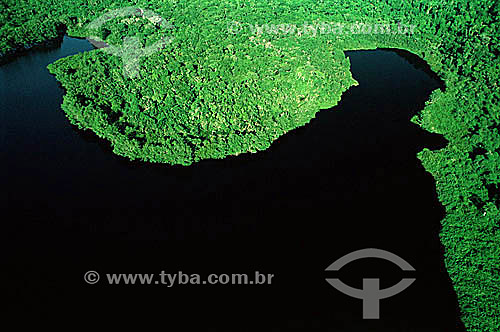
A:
[1,0,499,330]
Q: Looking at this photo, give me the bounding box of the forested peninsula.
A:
[1,1,499,331]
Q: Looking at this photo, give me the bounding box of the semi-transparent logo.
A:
[85,7,174,78]
[325,248,416,319]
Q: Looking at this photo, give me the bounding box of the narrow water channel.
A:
[3,38,465,331]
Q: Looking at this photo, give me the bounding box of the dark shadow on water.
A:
[3,40,465,331]
[383,48,445,89]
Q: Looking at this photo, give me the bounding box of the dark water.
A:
[3,37,465,331]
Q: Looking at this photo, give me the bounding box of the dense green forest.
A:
[1,0,499,331]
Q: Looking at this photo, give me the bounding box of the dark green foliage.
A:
[46,1,358,164]
[1,0,499,330]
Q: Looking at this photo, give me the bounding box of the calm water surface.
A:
[2,37,465,331]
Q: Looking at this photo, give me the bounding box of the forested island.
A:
[1,0,499,331]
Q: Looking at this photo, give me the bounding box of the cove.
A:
[3,37,465,331]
